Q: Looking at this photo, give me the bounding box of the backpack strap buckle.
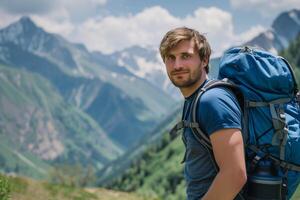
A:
[281,169,288,200]
[169,120,199,139]
[240,46,254,54]
[247,145,267,172]
[169,120,185,139]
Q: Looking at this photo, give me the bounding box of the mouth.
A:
[171,70,189,76]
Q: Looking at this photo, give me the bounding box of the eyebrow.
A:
[168,50,194,56]
[181,52,193,55]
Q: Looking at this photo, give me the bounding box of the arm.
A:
[202,128,247,200]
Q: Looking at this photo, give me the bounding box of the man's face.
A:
[165,39,206,89]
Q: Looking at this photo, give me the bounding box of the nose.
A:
[174,58,183,70]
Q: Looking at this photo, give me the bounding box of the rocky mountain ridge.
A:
[245,9,300,54]
[0,17,174,149]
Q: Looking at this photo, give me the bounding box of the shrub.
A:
[0,174,10,200]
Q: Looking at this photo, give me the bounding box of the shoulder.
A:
[196,86,242,135]
[200,86,240,109]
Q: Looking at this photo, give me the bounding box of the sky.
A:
[0,0,299,57]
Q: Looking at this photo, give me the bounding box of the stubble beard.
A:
[169,66,202,89]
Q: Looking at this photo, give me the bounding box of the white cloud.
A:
[0,9,22,28]
[58,0,107,22]
[31,15,75,37]
[0,0,107,23]
[71,6,246,56]
[230,0,300,16]
[72,6,179,54]
[183,7,235,56]
[234,25,266,46]
[90,0,107,5]
[0,5,267,57]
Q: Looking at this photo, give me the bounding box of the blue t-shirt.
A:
[182,80,242,200]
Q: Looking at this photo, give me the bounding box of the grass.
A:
[86,188,149,200]
[291,186,300,200]
[0,174,148,200]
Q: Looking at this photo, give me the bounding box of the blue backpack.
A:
[170,46,300,199]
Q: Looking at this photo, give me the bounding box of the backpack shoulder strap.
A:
[169,79,241,145]
[190,79,241,147]
[169,79,243,173]
[188,79,241,172]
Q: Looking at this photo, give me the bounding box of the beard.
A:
[168,65,202,89]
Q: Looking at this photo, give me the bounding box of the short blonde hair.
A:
[159,27,211,73]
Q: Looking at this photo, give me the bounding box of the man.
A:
[159,27,247,200]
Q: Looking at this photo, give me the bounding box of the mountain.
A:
[281,33,300,84]
[0,63,122,178]
[0,17,175,149]
[110,46,181,99]
[101,109,186,200]
[109,45,221,99]
[245,9,300,54]
[97,104,181,185]
[208,9,300,79]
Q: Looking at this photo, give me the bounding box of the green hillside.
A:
[111,134,185,200]
[0,174,147,200]
[102,105,185,200]
[0,64,122,179]
[98,105,181,185]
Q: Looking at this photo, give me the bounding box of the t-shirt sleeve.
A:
[197,87,242,136]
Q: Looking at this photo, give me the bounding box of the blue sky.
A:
[0,0,299,56]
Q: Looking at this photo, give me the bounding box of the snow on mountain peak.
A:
[134,55,164,78]
[265,31,275,41]
[289,10,300,25]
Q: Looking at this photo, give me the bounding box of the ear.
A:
[201,57,208,68]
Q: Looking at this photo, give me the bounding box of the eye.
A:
[165,55,175,62]
[182,53,191,60]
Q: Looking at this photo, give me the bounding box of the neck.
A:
[180,73,208,98]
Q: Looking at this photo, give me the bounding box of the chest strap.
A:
[169,120,199,139]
